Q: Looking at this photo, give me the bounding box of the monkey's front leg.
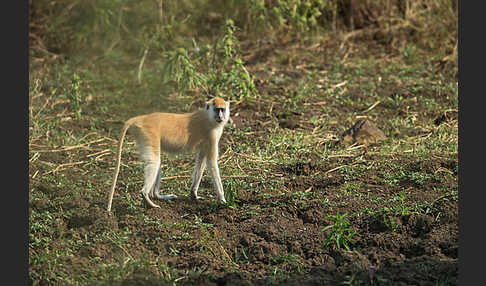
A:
[190,152,207,200]
[207,151,227,203]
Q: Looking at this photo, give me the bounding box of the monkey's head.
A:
[206,97,230,125]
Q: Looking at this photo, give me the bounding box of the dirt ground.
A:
[30,97,457,285]
[38,160,457,285]
[29,12,458,284]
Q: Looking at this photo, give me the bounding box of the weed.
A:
[198,228,216,255]
[342,272,363,286]
[323,212,357,251]
[233,247,251,264]
[68,73,84,119]
[383,214,400,232]
[225,181,241,209]
[272,0,326,33]
[270,253,307,275]
[206,19,257,100]
[401,43,417,60]
[162,47,205,96]
[168,247,180,257]
[161,19,257,101]
[391,190,411,216]
[341,181,364,196]
[171,233,193,241]
[434,277,451,286]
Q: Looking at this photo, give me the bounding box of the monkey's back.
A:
[129,111,209,155]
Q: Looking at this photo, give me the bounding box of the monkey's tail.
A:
[107,121,132,212]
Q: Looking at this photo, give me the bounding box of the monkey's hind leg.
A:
[151,164,177,200]
[140,159,163,208]
[150,164,177,200]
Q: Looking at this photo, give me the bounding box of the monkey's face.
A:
[206,98,230,124]
[211,105,230,124]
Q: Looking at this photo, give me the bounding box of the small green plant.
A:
[226,184,240,209]
[323,211,357,251]
[383,214,399,232]
[203,19,257,100]
[402,43,416,60]
[161,19,257,101]
[246,0,268,35]
[168,246,180,257]
[161,47,205,96]
[341,181,363,196]
[342,273,363,286]
[270,253,307,275]
[242,206,260,219]
[69,73,83,119]
[271,266,287,282]
[233,247,251,264]
[272,0,326,32]
[393,190,411,216]
[191,214,214,229]
[198,228,216,255]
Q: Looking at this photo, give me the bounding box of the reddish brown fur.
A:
[107,97,229,212]
[213,97,226,108]
[127,110,212,157]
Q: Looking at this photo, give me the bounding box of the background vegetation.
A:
[29,0,457,285]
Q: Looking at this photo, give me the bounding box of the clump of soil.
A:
[434,110,458,126]
[67,207,118,233]
[341,119,387,146]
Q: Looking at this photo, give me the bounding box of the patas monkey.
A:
[107,97,230,212]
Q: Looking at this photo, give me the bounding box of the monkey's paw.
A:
[192,195,204,201]
[158,194,177,200]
